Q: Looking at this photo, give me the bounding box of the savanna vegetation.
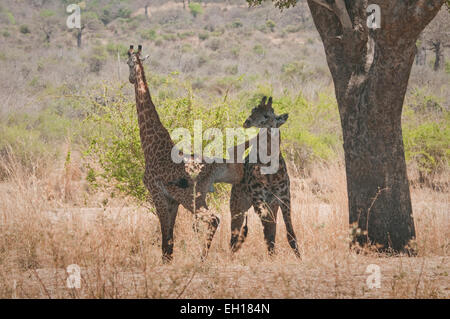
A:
[0,0,448,298]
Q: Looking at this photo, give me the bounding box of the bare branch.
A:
[310,0,333,12]
[331,0,353,31]
[410,0,446,26]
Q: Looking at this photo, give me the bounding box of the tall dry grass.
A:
[0,153,448,299]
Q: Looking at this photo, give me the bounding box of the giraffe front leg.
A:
[230,184,251,253]
[153,195,179,263]
[279,192,301,259]
[254,201,278,256]
[196,204,220,261]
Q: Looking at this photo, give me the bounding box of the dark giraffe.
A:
[230,97,300,258]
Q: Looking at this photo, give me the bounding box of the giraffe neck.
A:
[257,127,281,158]
[134,61,174,166]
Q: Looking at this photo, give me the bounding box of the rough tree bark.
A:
[249,0,445,253]
[76,26,84,48]
[304,0,445,253]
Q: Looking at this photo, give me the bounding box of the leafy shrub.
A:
[84,83,248,201]
[189,3,203,18]
[117,7,131,19]
[232,20,243,28]
[206,38,221,51]
[106,42,128,59]
[253,44,265,56]
[5,11,15,24]
[20,25,30,34]
[178,31,195,40]
[404,121,449,176]
[162,33,177,41]
[225,65,239,75]
[86,45,108,73]
[266,20,276,32]
[0,100,85,176]
[285,24,301,33]
[198,31,209,41]
[39,9,55,18]
[83,79,345,200]
[100,8,114,25]
[408,88,443,113]
[140,29,157,41]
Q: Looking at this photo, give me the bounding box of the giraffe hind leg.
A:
[254,201,278,256]
[230,184,251,253]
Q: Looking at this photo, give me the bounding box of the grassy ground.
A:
[0,159,448,298]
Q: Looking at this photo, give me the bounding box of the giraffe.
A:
[229,97,300,258]
[126,45,246,263]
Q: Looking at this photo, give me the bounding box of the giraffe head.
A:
[127,44,149,84]
[243,96,288,129]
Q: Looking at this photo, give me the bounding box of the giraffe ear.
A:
[128,45,134,57]
[259,96,267,108]
[267,97,273,109]
[138,45,142,53]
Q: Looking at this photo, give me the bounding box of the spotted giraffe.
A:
[230,97,300,258]
[127,45,246,262]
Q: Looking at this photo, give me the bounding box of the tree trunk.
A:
[416,46,426,66]
[433,40,441,71]
[339,42,417,252]
[305,0,445,253]
[77,29,82,48]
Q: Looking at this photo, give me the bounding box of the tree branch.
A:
[331,0,353,31]
[409,0,446,28]
[310,0,333,12]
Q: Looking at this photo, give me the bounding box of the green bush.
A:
[285,24,301,33]
[404,121,450,175]
[0,100,85,175]
[106,42,128,59]
[141,28,157,41]
[5,11,15,24]
[408,88,443,113]
[198,31,209,41]
[84,83,248,201]
[266,20,276,32]
[117,7,131,19]
[162,33,177,41]
[83,80,345,200]
[232,20,243,28]
[39,9,55,18]
[86,45,108,73]
[189,2,203,18]
[20,25,30,34]
[206,38,221,51]
[253,44,265,56]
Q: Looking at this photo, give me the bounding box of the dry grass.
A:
[0,155,448,299]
